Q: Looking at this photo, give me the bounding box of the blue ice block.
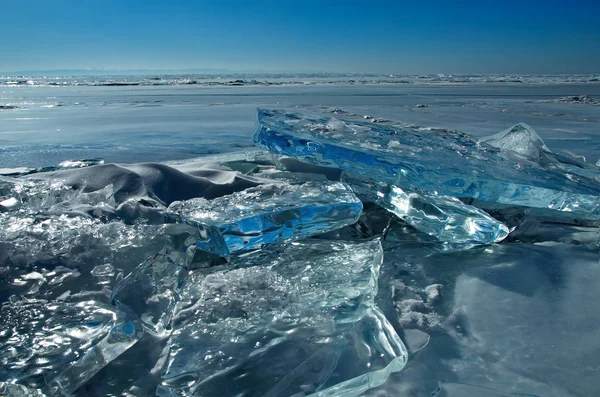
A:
[253,109,600,221]
[168,181,363,256]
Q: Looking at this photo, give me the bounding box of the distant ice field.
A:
[1,82,599,168]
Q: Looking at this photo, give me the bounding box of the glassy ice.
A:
[110,225,198,337]
[168,181,363,256]
[343,173,509,244]
[0,298,143,395]
[158,239,408,397]
[253,109,600,220]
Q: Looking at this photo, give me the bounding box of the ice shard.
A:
[343,173,509,244]
[159,239,408,397]
[168,181,363,256]
[480,124,600,184]
[253,109,600,220]
[110,224,198,337]
[0,298,143,395]
[479,122,549,161]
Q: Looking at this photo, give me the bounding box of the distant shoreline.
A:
[1,73,599,87]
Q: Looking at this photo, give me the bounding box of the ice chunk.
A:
[480,122,548,161]
[110,224,198,336]
[343,173,509,244]
[253,109,600,220]
[0,383,45,397]
[159,239,408,397]
[0,298,143,395]
[556,150,586,165]
[0,197,19,211]
[480,125,600,184]
[54,158,104,170]
[0,181,172,299]
[168,181,363,256]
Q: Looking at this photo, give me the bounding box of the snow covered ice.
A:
[254,108,600,221]
[159,239,408,397]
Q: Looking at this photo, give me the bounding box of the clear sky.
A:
[1,0,599,74]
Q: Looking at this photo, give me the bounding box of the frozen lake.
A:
[2,83,600,168]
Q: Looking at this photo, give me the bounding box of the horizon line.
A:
[2,68,599,77]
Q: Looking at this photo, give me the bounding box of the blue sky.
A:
[1,0,599,74]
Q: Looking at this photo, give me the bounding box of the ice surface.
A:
[343,173,509,245]
[0,298,143,395]
[159,239,408,397]
[253,109,600,220]
[110,225,198,337]
[367,235,600,397]
[168,181,363,256]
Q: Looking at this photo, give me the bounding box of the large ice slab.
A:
[110,225,198,337]
[168,181,363,256]
[253,109,600,220]
[0,298,143,395]
[343,173,509,245]
[159,239,408,397]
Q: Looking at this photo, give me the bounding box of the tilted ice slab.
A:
[253,109,600,220]
[159,239,408,397]
[0,298,143,396]
[343,173,509,244]
[168,181,363,256]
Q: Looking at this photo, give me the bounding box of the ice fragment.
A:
[168,181,363,256]
[159,239,408,397]
[480,122,548,161]
[343,173,509,244]
[0,298,142,395]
